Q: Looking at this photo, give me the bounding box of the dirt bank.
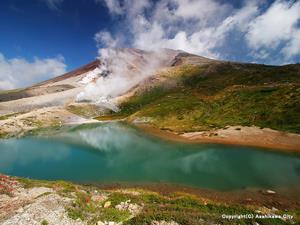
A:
[137,124,300,152]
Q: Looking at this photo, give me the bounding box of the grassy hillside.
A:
[8,176,297,225]
[99,62,300,133]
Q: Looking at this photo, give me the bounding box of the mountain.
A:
[0,48,300,146]
[111,60,300,134]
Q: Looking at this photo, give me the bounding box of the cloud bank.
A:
[97,0,300,64]
[0,54,66,90]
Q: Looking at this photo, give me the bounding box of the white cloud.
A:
[101,0,123,14]
[99,0,261,59]
[281,29,300,59]
[246,0,300,56]
[41,0,64,11]
[0,54,67,90]
[98,0,300,64]
[94,31,123,48]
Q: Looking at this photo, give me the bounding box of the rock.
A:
[266,189,276,194]
[1,193,85,225]
[115,200,143,215]
[24,187,53,198]
[260,189,276,195]
[132,117,153,124]
[104,201,111,208]
[91,194,107,202]
[97,222,121,225]
[16,208,24,213]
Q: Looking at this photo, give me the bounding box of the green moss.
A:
[67,104,105,118]
[97,208,131,222]
[17,177,54,189]
[41,220,48,225]
[0,113,20,120]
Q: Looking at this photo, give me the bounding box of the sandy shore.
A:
[138,124,300,152]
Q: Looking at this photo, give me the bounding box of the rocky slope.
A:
[0,175,298,225]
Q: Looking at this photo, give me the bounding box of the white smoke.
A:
[76,48,174,111]
[78,67,104,85]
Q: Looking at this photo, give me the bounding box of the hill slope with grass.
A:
[100,61,300,134]
[1,174,299,225]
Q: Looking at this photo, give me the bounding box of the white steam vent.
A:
[78,67,104,85]
[76,48,176,112]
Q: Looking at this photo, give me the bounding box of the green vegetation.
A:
[67,189,130,223]
[0,130,9,139]
[103,63,300,133]
[41,220,48,225]
[67,103,106,118]
[95,114,128,121]
[20,117,45,128]
[0,88,29,102]
[0,112,20,120]
[123,192,290,225]
[14,177,297,225]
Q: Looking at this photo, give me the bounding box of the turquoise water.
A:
[0,122,299,190]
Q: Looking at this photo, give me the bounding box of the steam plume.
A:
[76,48,174,111]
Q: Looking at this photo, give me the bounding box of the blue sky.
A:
[0,0,111,70]
[0,0,300,89]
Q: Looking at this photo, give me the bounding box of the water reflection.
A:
[0,138,70,172]
[0,122,299,190]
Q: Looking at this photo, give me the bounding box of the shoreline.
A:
[136,123,300,152]
[93,182,300,210]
